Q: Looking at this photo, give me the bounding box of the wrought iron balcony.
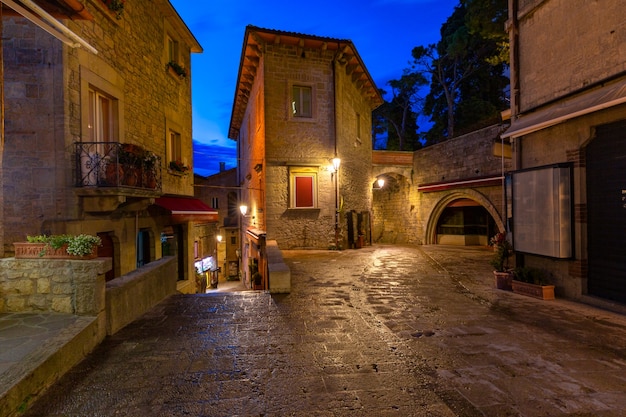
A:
[75,142,162,192]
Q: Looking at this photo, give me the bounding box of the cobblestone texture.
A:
[21,245,626,416]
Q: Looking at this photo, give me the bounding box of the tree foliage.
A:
[372,70,427,151]
[373,0,509,148]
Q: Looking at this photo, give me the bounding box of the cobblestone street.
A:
[22,245,626,416]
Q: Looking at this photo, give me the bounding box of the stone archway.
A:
[424,190,505,245]
[371,172,418,244]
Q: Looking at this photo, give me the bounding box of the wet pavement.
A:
[19,245,626,416]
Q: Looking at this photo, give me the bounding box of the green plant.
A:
[489,232,513,272]
[103,0,125,19]
[166,60,187,78]
[118,143,143,166]
[27,234,102,257]
[513,266,547,285]
[143,150,160,169]
[169,159,191,174]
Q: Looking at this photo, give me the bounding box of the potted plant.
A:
[119,144,144,186]
[14,234,102,259]
[512,266,555,300]
[490,232,513,290]
[143,150,160,188]
[169,159,191,175]
[166,61,187,78]
[102,0,125,19]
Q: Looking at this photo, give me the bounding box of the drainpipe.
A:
[509,0,521,171]
[332,55,340,249]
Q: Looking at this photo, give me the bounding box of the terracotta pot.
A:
[512,280,555,300]
[14,242,98,260]
[105,162,123,186]
[494,271,512,291]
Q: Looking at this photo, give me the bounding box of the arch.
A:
[372,171,416,244]
[424,189,505,245]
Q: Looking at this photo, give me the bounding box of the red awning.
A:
[155,197,218,223]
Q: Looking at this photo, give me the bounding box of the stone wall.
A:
[0,258,111,316]
[516,0,626,111]
[372,125,511,245]
[105,256,177,334]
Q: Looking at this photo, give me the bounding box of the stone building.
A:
[372,124,511,247]
[502,0,626,303]
[194,167,241,286]
[228,26,383,290]
[0,0,211,294]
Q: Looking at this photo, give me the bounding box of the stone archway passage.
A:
[435,199,497,246]
[425,190,505,245]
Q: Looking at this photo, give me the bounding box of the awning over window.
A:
[155,197,218,223]
[502,79,626,139]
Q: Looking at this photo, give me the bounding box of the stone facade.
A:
[504,0,626,302]
[194,169,241,281]
[1,1,202,291]
[372,125,511,245]
[229,26,382,288]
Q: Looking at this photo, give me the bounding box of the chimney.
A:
[219,162,226,172]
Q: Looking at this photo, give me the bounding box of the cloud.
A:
[193,139,237,177]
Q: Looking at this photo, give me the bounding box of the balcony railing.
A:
[75,142,162,191]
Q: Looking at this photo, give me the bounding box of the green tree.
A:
[372,70,427,151]
[413,0,509,144]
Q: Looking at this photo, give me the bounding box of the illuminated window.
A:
[292,85,312,118]
[289,167,317,208]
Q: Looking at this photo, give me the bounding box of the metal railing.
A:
[75,142,162,191]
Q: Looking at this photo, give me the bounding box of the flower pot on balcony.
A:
[146,172,158,189]
[105,161,123,186]
[124,167,139,186]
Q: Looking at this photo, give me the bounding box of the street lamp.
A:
[239,204,248,216]
[377,178,385,188]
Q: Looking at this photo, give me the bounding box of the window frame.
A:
[80,66,124,150]
[168,129,182,164]
[289,167,319,209]
[289,83,315,119]
[166,34,180,64]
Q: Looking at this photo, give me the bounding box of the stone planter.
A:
[494,271,512,291]
[512,280,555,300]
[14,242,98,260]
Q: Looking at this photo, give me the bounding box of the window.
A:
[167,35,179,64]
[356,112,361,140]
[211,197,219,209]
[88,88,117,143]
[292,85,312,118]
[168,129,182,163]
[289,167,318,208]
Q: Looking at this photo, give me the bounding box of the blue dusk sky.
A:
[169,0,460,177]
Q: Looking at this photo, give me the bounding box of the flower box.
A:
[511,280,555,300]
[14,242,98,260]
